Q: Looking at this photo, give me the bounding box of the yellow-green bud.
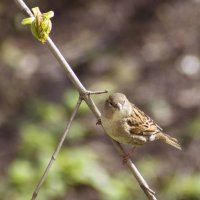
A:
[21,7,54,43]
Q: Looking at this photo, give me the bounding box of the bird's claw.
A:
[121,147,137,164]
[96,118,102,125]
[122,154,130,165]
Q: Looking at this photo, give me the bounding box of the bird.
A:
[101,93,182,150]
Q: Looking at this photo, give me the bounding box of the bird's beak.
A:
[117,103,122,110]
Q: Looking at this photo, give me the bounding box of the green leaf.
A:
[21,17,34,25]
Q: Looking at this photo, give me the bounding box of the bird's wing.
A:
[126,104,163,136]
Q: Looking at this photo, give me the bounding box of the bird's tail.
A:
[156,132,182,150]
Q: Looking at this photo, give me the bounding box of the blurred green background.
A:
[0,0,200,200]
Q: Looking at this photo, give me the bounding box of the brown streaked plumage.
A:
[101,93,182,150]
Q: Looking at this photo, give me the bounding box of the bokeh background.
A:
[1,0,200,199]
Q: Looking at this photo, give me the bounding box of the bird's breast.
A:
[101,117,133,144]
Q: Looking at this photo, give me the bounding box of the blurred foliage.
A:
[0,0,200,200]
[0,95,139,200]
[163,174,200,200]
[187,116,200,137]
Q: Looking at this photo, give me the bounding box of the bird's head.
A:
[102,93,132,119]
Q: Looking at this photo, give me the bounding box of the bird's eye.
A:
[107,101,115,108]
[109,102,114,107]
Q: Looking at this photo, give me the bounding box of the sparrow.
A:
[101,93,182,150]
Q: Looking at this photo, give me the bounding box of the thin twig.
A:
[14,0,33,17]
[14,1,157,200]
[86,90,108,95]
[31,97,82,200]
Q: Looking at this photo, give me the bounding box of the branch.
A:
[31,97,82,200]
[112,141,157,200]
[14,1,157,200]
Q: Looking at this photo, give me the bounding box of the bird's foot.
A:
[121,147,136,164]
[96,118,102,125]
[122,154,131,165]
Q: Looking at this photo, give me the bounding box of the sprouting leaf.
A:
[21,17,35,25]
[21,7,54,43]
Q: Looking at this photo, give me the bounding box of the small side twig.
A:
[86,90,108,95]
[31,97,82,200]
[14,1,157,200]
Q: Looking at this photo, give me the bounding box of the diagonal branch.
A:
[14,1,158,200]
[112,141,157,200]
[32,97,82,200]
